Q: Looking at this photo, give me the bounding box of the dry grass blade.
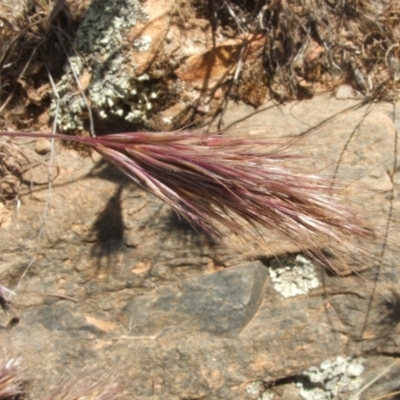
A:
[1,130,373,266]
[0,358,25,400]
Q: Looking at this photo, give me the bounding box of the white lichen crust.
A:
[268,255,319,298]
[51,0,155,131]
[296,356,364,400]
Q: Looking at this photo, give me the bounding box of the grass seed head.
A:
[0,130,374,267]
[41,369,122,400]
[89,131,373,262]
[0,357,25,400]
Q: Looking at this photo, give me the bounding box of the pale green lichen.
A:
[296,357,364,400]
[51,0,158,132]
[268,255,319,298]
[133,35,152,52]
[245,382,274,400]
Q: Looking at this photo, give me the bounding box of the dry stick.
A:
[373,390,400,400]
[0,129,373,271]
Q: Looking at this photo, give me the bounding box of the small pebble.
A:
[35,139,52,155]
[334,84,354,100]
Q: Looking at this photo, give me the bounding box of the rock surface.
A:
[1,97,400,399]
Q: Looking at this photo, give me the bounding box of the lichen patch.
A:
[52,0,151,131]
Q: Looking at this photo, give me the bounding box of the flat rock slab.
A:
[124,262,268,338]
[1,97,400,399]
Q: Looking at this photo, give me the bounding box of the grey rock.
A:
[0,97,399,399]
[124,262,267,337]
